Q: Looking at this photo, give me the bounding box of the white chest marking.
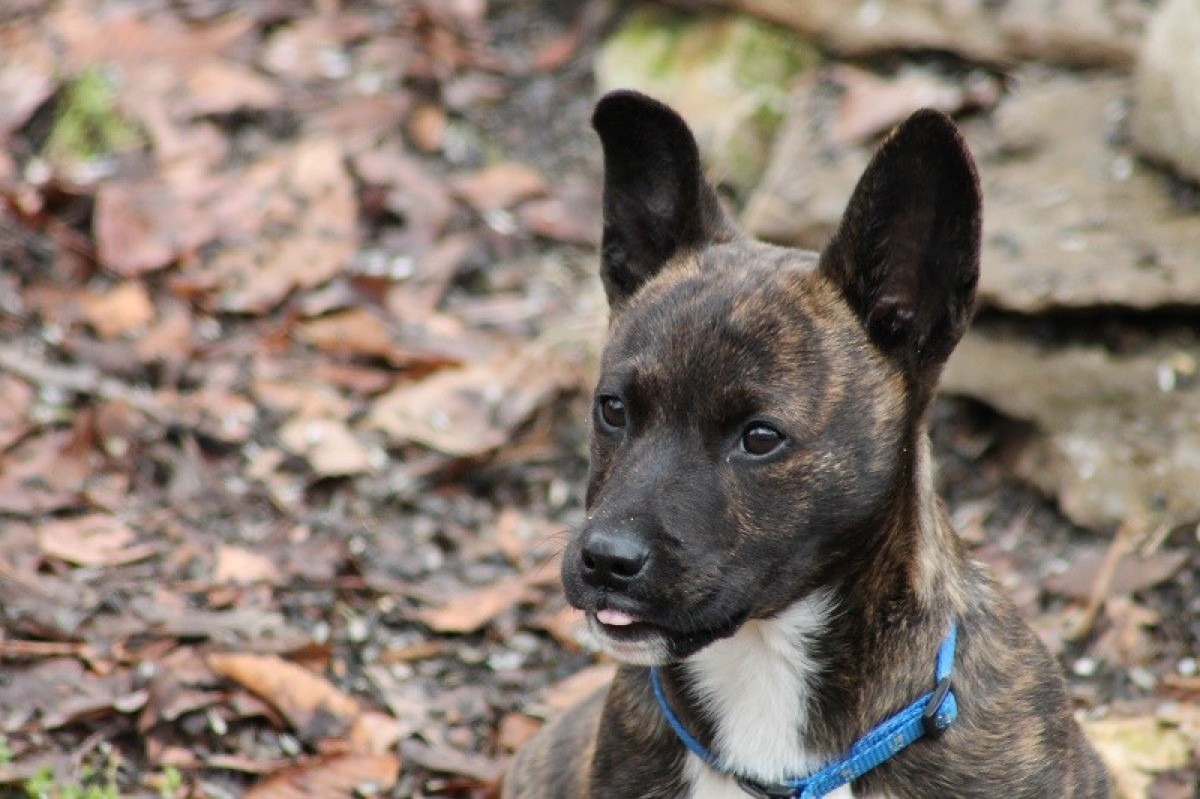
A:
[681,591,836,798]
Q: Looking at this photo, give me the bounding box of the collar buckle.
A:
[735,776,798,799]
[921,675,954,738]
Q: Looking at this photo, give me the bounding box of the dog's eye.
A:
[597,396,627,430]
[740,423,784,456]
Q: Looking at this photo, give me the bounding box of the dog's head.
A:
[561,90,981,665]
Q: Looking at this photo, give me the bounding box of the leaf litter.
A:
[0,0,1194,797]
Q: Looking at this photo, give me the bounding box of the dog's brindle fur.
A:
[504,91,1111,798]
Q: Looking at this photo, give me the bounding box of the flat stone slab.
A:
[942,331,1200,533]
[746,72,1200,313]
[727,0,1150,67]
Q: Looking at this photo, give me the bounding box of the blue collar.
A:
[650,623,959,799]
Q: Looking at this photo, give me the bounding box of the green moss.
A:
[44,68,142,166]
[596,10,820,193]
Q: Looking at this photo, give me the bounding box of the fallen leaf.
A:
[294,308,395,361]
[0,659,136,730]
[214,546,279,585]
[416,575,538,634]
[39,515,156,567]
[50,7,252,74]
[518,197,600,245]
[401,740,505,783]
[531,605,584,650]
[407,103,446,152]
[278,416,372,477]
[197,138,359,313]
[260,17,357,83]
[179,59,282,117]
[498,712,542,752]
[253,377,355,420]
[1093,597,1161,668]
[94,181,213,276]
[208,652,361,742]
[353,148,453,251]
[0,374,34,450]
[1084,715,1193,799]
[81,282,156,339]
[0,35,56,136]
[542,664,616,712]
[366,344,578,457]
[1045,549,1189,601]
[452,162,547,211]
[347,710,403,755]
[244,753,400,799]
[826,65,1001,146]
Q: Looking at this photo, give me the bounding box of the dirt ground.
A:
[0,1,1197,797]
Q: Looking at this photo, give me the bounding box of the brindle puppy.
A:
[504,90,1111,799]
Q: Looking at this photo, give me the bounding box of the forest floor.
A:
[0,1,1196,797]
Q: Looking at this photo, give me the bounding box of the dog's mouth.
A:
[582,604,748,665]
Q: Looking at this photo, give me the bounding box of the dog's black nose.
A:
[580,529,650,588]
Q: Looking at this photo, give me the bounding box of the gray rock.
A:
[942,332,1200,533]
[723,0,1150,66]
[748,72,1200,312]
[1131,0,1200,183]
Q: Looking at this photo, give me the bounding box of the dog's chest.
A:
[681,593,845,799]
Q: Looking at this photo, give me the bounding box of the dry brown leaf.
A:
[214,546,279,585]
[94,181,215,276]
[0,430,92,515]
[0,35,56,136]
[1045,548,1189,601]
[1093,597,1161,668]
[39,515,156,567]
[180,59,282,117]
[49,7,251,74]
[200,138,358,313]
[542,664,616,712]
[244,753,400,799]
[278,416,372,477]
[518,197,600,245]
[826,65,1001,146]
[252,377,355,420]
[207,652,361,742]
[0,374,34,451]
[416,575,538,634]
[402,740,505,783]
[260,17,352,83]
[133,303,196,363]
[353,148,453,251]
[407,103,447,152]
[498,712,542,752]
[452,162,547,211]
[531,605,584,650]
[347,710,403,755]
[81,282,156,339]
[366,344,577,457]
[157,387,257,444]
[0,658,136,731]
[294,308,395,361]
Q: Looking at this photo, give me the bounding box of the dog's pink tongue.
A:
[597,608,636,626]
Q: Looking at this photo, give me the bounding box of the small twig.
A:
[1139,519,1174,556]
[0,640,94,660]
[1067,517,1142,641]
[0,343,170,422]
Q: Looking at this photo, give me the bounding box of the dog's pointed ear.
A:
[819,109,981,385]
[593,90,737,309]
